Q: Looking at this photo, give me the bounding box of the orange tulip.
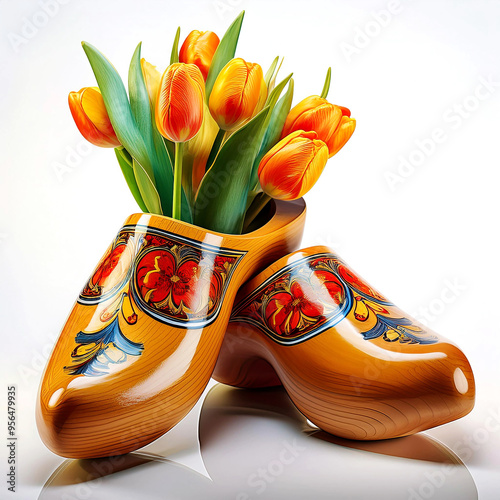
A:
[209,58,267,132]
[329,114,356,157]
[68,87,120,148]
[156,63,205,142]
[258,130,329,200]
[179,30,220,81]
[282,96,355,158]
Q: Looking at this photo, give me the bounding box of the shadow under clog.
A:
[38,383,477,500]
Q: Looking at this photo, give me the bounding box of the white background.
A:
[1,0,499,498]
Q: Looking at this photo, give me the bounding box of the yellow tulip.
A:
[156,63,205,143]
[179,30,220,81]
[140,58,161,110]
[282,97,355,158]
[258,130,329,200]
[209,58,267,132]
[68,87,120,148]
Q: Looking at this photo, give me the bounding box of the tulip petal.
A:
[179,30,220,81]
[156,63,205,143]
[282,95,343,158]
[69,87,120,148]
[329,116,356,157]
[80,88,119,143]
[209,58,267,131]
[140,58,161,109]
[258,131,329,200]
[294,139,329,198]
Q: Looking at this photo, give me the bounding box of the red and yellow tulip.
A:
[209,58,267,131]
[179,30,220,81]
[155,63,205,143]
[258,130,329,200]
[71,13,357,231]
[68,87,120,148]
[329,113,356,157]
[282,96,355,158]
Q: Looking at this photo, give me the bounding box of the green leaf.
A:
[205,127,225,172]
[320,67,331,99]
[151,125,174,216]
[170,27,181,64]
[115,148,148,212]
[264,56,279,88]
[194,106,269,234]
[249,77,294,191]
[133,158,162,214]
[82,42,153,178]
[128,42,156,173]
[267,57,284,95]
[205,11,245,98]
[265,72,292,110]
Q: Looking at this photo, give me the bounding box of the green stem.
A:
[173,142,184,220]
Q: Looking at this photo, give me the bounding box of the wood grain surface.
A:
[36,199,306,458]
[213,245,475,440]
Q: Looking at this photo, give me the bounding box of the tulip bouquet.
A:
[69,11,355,234]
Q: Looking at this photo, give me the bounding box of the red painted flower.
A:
[337,263,385,302]
[313,270,345,305]
[208,256,236,307]
[265,279,324,336]
[136,250,200,311]
[92,245,127,288]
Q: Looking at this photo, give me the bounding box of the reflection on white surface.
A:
[38,384,477,500]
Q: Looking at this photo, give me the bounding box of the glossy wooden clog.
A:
[36,199,306,458]
[213,246,475,440]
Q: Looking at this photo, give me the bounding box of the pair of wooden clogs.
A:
[37,200,474,458]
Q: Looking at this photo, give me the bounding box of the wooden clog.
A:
[36,199,306,458]
[213,246,475,440]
